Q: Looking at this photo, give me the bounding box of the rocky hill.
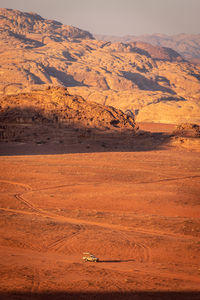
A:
[0,8,93,44]
[95,33,200,61]
[0,8,200,124]
[0,86,137,142]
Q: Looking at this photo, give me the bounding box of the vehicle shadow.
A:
[98,259,135,263]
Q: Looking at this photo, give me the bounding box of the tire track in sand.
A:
[4,190,200,243]
[0,180,87,255]
[0,179,31,191]
[1,179,199,244]
[135,242,151,263]
[46,224,85,254]
[31,267,40,294]
[117,231,152,264]
[1,180,200,287]
[5,184,153,260]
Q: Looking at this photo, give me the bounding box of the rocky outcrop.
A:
[0,86,137,141]
[173,123,200,138]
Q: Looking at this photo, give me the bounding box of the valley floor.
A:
[0,124,200,299]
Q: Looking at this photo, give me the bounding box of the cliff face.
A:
[0,8,200,124]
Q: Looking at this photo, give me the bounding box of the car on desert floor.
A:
[82,252,99,262]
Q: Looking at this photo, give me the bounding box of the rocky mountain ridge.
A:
[0,7,94,46]
[0,8,200,124]
[94,33,200,61]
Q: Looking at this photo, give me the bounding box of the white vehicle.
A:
[82,252,99,262]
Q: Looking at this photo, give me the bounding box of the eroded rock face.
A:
[0,86,137,141]
[0,8,94,43]
[0,8,200,124]
[173,123,200,138]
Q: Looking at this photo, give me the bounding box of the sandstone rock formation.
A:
[0,8,94,44]
[0,8,200,124]
[0,86,137,142]
[173,123,200,138]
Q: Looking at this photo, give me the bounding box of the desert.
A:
[1,125,200,299]
[0,6,200,300]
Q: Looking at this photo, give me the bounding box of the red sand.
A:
[0,124,200,299]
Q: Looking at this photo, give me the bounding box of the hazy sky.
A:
[0,0,199,36]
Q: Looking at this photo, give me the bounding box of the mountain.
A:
[0,8,94,45]
[94,33,200,61]
[0,8,200,124]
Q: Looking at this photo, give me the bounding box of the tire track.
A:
[1,179,199,244]
[0,179,32,191]
[15,193,42,214]
[117,231,152,263]
[63,224,85,254]
[46,224,85,253]
[31,267,40,294]
[135,242,151,263]
[1,180,87,255]
[2,180,200,287]
[138,175,200,185]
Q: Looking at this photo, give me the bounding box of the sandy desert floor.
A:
[0,123,200,300]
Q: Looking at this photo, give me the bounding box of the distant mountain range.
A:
[0,8,200,124]
[94,33,200,62]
